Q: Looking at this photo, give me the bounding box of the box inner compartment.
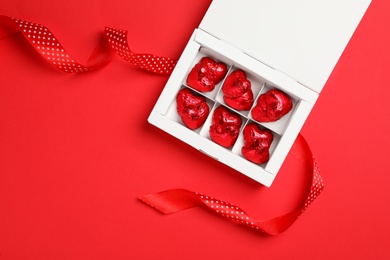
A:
[165,47,300,169]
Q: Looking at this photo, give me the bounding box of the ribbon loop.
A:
[139,134,324,235]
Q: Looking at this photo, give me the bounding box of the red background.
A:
[1,0,389,259]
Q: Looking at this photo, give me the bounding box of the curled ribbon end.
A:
[138,189,203,215]
[138,195,168,215]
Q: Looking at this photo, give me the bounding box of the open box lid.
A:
[199,0,371,93]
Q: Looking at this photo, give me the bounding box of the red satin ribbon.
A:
[1,15,324,235]
[0,15,176,74]
[139,134,324,235]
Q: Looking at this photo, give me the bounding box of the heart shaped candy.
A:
[186,57,228,92]
[176,88,209,130]
[241,123,273,164]
[222,70,254,111]
[251,89,293,122]
[209,106,242,148]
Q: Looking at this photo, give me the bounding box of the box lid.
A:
[199,0,371,93]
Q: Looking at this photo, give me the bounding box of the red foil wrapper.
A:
[209,106,242,148]
[176,88,209,130]
[222,70,254,111]
[241,123,273,164]
[186,57,228,92]
[251,89,293,122]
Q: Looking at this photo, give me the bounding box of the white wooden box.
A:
[148,0,371,187]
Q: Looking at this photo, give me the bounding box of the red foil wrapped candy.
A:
[241,123,273,164]
[222,70,254,111]
[176,88,209,130]
[209,106,242,148]
[251,89,293,122]
[186,57,228,92]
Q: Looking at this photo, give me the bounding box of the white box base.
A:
[148,29,318,187]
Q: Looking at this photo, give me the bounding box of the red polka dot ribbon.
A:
[139,134,324,235]
[0,15,176,74]
[1,15,324,235]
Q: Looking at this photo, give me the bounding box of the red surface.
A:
[0,0,389,259]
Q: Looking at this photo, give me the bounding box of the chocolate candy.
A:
[251,89,292,122]
[209,106,242,148]
[222,70,254,111]
[186,57,228,92]
[241,123,273,164]
[176,88,209,130]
